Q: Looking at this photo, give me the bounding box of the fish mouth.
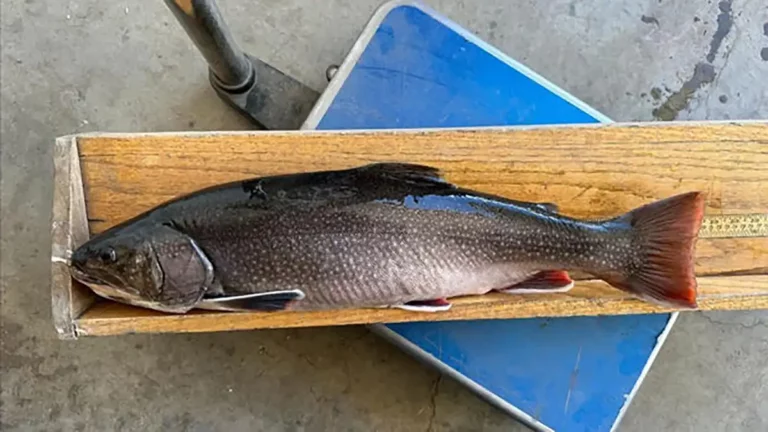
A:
[69,266,129,300]
[69,265,104,286]
[69,264,144,299]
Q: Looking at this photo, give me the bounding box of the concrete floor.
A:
[1,0,767,430]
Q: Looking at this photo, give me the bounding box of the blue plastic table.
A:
[302,2,676,430]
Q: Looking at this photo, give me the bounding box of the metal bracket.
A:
[163,0,320,130]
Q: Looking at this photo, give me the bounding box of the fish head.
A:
[70,223,212,314]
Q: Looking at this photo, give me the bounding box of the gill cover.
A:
[148,224,215,312]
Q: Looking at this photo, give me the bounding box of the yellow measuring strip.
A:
[699,213,768,239]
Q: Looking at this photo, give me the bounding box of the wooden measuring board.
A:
[50,121,768,339]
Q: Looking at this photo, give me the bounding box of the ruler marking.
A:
[699,213,768,239]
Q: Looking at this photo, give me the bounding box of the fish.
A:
[69,163,705,314]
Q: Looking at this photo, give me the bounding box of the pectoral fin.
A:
[498,271,574,293]
[198,289,305,311]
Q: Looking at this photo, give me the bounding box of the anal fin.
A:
[498,271,574,294]
[392,298,452,312]
[198,289,305,312]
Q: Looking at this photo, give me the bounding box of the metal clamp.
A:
[164,0,320,130]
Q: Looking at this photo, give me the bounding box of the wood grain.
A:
[50,137,97,339]
[78,121,768,275]
[50,121,768,337]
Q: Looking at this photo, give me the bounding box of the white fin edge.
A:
[392,303,452,312]
[499,281,575,294]
[202,289,306,303]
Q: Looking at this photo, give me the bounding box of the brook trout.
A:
[69,163,705,313]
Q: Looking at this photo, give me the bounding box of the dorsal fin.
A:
[360,163,450,186]
[534,202,559,213]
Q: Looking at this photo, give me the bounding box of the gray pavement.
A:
[2,1,767,430]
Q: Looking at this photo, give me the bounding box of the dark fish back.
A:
[170,168,619,308]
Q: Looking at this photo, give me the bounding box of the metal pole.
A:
[163,0,319,129]
[164,0,253,90]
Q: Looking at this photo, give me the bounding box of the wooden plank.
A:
[50,137,96,339]
[77,121,768,274]
[49,121,768,337]
[74,275,768,336]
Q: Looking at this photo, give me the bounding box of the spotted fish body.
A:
[70,163,704,313]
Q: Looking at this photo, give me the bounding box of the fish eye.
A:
[99,248,117,263]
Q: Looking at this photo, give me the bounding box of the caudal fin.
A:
[611,192,706,308]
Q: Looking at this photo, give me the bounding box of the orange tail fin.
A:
[612,192,706,308]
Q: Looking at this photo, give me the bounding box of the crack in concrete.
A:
[426,374,442,432]
[718,38,737,79]
[297,353,317,368]
[701,314,768,330]
[711,24,740,96]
